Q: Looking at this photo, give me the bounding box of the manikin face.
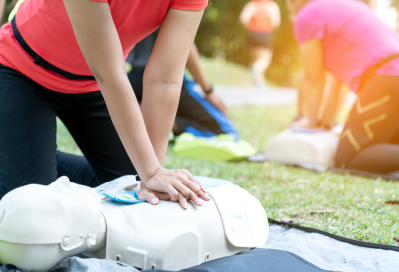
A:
[285,0,307,16]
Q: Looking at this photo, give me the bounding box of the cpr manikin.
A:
[266,128,340,171]
[0,176,269,271]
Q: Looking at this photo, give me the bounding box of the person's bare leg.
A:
[250,46,273,88]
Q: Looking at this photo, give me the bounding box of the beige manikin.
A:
[266,128,340,171]
[0,176,269,271]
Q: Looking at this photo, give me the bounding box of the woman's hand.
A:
[138,170,210,209]
[205,92,227,116]
[291,116,322,130]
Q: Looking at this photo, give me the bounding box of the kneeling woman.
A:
[287,0,399,174]
[0,0,210,207]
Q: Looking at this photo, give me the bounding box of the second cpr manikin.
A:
[0,176,269,271]
[266,128,340,171]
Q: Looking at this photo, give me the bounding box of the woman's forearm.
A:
[186,44,211,91]
[98,77,162,182]
[141,80,181,165]
[300,77,324,126]
[319,77,345,128]
[141,9,204,165]
[298,39,326,126]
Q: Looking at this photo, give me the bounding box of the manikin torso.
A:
[0,177,268,271]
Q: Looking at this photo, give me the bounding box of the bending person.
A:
[55,33,242,187]
[286,0,399,174]
[239,0,281,87]
[0,0,210,208]
[127,29,240,140]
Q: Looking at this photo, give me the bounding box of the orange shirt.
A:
[247,0,274,33]
[0,0,207,94]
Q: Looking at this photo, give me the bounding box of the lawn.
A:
[57,104,399,246]
[198,56,254,86]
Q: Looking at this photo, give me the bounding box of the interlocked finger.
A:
[173,181,202,206]
[164,185,180,202]
[182,170,206,193]
[178,193,188,209]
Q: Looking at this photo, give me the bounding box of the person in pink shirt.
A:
[286,0,399,175]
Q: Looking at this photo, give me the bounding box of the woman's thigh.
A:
[58,91,138,184]
[0,65,58,198]
[336,75,399,169]
[56,151,100,187]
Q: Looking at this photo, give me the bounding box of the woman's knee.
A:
[346,143,399,173]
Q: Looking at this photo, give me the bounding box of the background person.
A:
[286,0,399,174]
[293,71,349,129]
[0,0,210,208]
[55,31,243,188]
[239,0,281,87]
[127,29,239,140]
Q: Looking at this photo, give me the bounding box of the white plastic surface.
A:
[0,177,101,245]
[208,184,268,248]
[0,177,105,271]
[0,233,106,271]
[0,177,268,272]
[266,129,339,171]
[100,190,247,271]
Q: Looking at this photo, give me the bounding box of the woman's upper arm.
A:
[239,2,255,25]
[269,2,281,28]
[300,39,325,83]
[144,8,204,86]
[62,0,126,84]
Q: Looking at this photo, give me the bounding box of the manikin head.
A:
[0,177,106,271]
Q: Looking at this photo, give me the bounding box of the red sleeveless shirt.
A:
[247,0,274,33]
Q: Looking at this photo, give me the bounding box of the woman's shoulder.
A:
[294,0,331,44]
[169,0,209,11]
[298,0,363,18]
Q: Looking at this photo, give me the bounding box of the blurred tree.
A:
[196,0,301,87]
[1,0,16,25]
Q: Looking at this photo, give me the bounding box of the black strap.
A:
[268,218,399,252]
[358,52,399,91]
[11,17,96,81]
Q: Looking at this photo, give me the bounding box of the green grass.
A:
[197,57,253,86]
[57,105,399,246]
